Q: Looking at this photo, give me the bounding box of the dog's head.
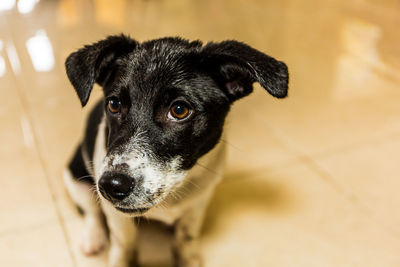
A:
[66,35,288,215]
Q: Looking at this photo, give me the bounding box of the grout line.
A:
[11,71,78,267]
[298,154,400,240]
[20,115,35,148]
[248,115,352,195]
[4,22,77,267]
[302,130,400,160]
[252,111,400,161]
[256,116,400,239]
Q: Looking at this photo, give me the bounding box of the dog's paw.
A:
[80,221,108,255]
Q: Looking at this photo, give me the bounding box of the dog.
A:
[63,35,288,267]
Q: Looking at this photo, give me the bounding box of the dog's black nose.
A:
[98,173,135,202]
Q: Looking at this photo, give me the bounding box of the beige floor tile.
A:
[252,85,400,158]
[313,137,400,236]
[0,101,59,234]
[202,162,400,267]
[225,96,299,172]
[0,222,73,267]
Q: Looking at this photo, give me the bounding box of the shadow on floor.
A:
[202,169,293,236]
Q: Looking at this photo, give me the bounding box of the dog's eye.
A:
[107,97,121,114]
[168,102,191,120]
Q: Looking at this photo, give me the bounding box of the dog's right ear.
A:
[65,35,138,107]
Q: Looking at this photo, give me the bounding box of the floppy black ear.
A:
[65,35,138,107]
[200,40,289,101]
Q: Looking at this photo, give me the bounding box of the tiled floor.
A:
[1,0,400,266]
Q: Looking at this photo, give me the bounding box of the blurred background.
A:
[1,0,400,266]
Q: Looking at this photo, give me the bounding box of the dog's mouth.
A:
[115,206,150,215]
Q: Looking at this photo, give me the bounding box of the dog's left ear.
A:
[65,35,138,107]
[200,40,289,101]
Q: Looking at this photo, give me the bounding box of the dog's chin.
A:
[115,206,150,216]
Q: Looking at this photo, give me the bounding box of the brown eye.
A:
[169,102,191,120]
[107,97,121,114]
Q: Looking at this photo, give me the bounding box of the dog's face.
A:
[66,36,288,215]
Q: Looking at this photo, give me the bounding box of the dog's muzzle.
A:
[98,172,135,202]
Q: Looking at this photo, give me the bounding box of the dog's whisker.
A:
[220,138,242,151]
[89,185,100,204]
[75,175,93,182]
[195,162,220,176]
[172,186,187,199]
[184,178,200,190]
[141,214,150,224]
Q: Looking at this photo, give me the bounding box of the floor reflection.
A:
[26,30,55,72]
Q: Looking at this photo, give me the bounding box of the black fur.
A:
[68,144,93,184]
[66,35,289,170]
[82,100,104,163]
[68,100,104,185]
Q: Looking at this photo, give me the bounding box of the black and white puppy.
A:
[63,35,288,267]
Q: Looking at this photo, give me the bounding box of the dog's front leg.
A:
[103,205,137,267]
[173,197,211,267]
